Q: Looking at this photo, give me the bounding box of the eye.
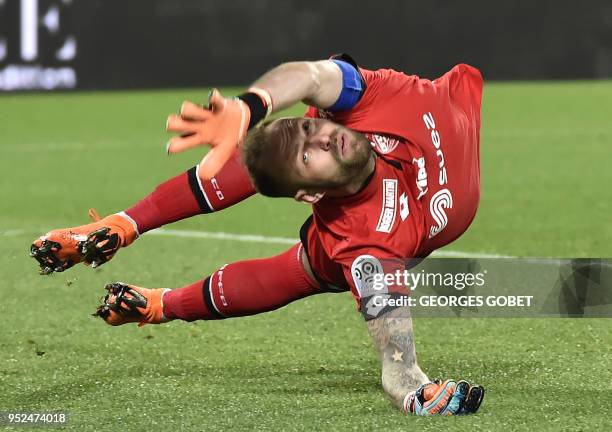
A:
[303,152,309,164]
[302,120,310,134]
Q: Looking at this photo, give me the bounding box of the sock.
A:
[162,243,321,321]
[124,151,255,234]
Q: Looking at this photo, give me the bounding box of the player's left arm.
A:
[366,307,429,408]
[348,252,485,416]
[367,308,486,416]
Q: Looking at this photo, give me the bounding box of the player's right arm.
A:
[165,57,364,179]
[250,59,357,111]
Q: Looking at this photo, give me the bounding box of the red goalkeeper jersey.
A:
[301,62,483,300]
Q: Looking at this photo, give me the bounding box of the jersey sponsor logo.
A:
[370,134,400,154]
[428,188,453,238]
[423,112,448,187]
[412,157,428,200]
[351,254,385,298]
[376,179,398,233]
[423,111,453,237]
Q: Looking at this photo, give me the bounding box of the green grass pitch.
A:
[1,81,611,431]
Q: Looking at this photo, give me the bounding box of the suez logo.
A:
[423,111,453,238]
[423,112,448,186]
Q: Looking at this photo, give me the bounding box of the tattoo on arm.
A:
[366,307,429,409]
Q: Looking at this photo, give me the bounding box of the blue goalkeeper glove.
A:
[404,379,485,416]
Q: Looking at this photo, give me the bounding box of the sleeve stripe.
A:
[187,166,214,213]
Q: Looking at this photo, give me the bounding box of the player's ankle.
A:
[108,212,139,246]
[137,288,170,326]
[159,288,172,323]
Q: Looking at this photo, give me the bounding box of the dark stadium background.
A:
[1,0,611,92]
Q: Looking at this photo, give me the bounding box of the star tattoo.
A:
[391,349,404,362]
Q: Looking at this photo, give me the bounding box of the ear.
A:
[294,190,326,204]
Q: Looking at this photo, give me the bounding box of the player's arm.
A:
[367,308,485,416]
[165,58,363,179]
[250,60,343,111]
[347,254,485,416]
[366,307,429,408]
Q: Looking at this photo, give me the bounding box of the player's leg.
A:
[124,150,255,234]
[94,243,324,325]
[31,151,255,274]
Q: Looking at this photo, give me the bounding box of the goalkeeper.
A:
[31,54,485,416]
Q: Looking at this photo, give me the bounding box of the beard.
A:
[315,131,373,189]
[338,131,372,173]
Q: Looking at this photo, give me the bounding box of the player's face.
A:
[268,117,372,191]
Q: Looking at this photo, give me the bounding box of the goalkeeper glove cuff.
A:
[237,86,273,130]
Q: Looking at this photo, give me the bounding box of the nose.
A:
[312,133,331,151]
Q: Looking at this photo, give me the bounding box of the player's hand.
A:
[404,379,484,416]
[165,89,250,180]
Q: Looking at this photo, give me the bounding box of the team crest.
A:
[370,134,400,154]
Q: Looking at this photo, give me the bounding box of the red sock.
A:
[124,151,255,234]
[162,243,321,321]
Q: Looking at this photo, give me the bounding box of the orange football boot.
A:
[30,209,137,275]
[94,282,169,327]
